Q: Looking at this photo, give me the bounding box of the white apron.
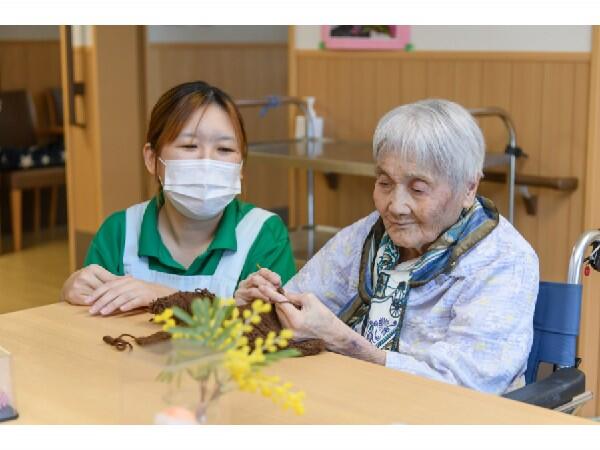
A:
[122,201,274,298]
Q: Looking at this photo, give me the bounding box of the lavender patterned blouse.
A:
[285,211,539,394]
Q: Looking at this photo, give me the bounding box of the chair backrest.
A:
[46,87,63,128]
[525,280,583,384]
[0,89,38,148]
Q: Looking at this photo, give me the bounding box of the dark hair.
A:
[146,81,247,164]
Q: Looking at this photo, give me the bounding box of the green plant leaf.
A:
[219,316,242,338]
[171,306,195,326]
[193,298,210,322]
[165,326,195,336]
[263,348,301,364]
[211,325,237,350]
[209,304,234,337]
[186,365,211,381]
[156,371,174,383]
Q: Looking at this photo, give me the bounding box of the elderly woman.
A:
[235,99,539,394]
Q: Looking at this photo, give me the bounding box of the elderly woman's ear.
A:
[461,177,481,209]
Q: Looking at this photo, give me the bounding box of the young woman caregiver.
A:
[61,81,296,315]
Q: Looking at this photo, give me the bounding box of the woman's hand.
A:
[263,290,339,342]
[87,277,177,316]
[257,287,387,366]
[234,268,283,305]
[60,264,120,305]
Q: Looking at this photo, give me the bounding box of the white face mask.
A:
[159,157,242,220]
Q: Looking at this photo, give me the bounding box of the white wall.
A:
[0,25,94,47]
[295,25,592,52]
[4,26,588,52]
[147,26,287,43]
[72,26,93,47]
[0,25,287,45]
[0,25,59,40]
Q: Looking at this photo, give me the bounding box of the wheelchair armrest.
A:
[502,367,585,409]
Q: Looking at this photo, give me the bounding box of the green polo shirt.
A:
[83,197,296,289]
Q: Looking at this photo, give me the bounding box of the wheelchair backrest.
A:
[525,281,582,384]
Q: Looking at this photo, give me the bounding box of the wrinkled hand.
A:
[87,276,176,316]
[257,287,340,343]
[256,287,387,365]
[234,268,283,305]
[60,264,119,305]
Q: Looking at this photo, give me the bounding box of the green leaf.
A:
[165,326,195,336]
[211,326,236,350]
[171,306,195,326]
[192,324,210,338]
[156,371,174,383]
[186,366,211,381]
[193,298,210,322]
[209,304,233,336]
[219,316,242,337]
[263,348,301,364]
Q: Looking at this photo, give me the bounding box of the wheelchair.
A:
[502,229,600,414]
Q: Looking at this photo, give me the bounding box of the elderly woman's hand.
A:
[265,290,339,342]
[234,268,283,305]
[257,286,387,366]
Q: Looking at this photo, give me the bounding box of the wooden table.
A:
[0,303,592,424]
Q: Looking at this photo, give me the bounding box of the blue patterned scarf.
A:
[340,196,499,351]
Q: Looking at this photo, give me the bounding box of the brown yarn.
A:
[134,331,172,346]
[102,331,172,351]
[103,334,134,351]
[148,290,325,357]
[103,289,217,352]
[148,288,216,315]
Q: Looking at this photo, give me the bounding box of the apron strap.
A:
[123,202,273,298]
[213,207,275,290]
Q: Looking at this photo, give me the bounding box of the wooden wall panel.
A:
[62,27,147,269]
[94,26,146,217]
[68,47,102,234]
[454,61,482,107]
[0,40,61,130]
[580,25,600,418]
[294,50,589,285]
[146,43,289,211]
[569,61,591,415]
[477,62,514,215]
[375,59,401,117]
[509,63,544,249]
[538,63,576,281]
[427,61,456,99]
[570,64,589,252]
[400,60,427,104]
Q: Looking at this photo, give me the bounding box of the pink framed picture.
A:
[321,26,411,50]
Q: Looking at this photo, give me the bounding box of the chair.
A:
[0,89,65,252]
[46,87,64,129]
[0,90,38,148]
[502,230,600,413]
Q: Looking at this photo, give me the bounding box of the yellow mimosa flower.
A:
[250,315,261,325]
[279,329,294,340]
[153,308,174,323]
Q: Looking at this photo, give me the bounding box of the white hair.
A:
[372,99,485,188]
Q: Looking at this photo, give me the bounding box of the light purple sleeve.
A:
[284,212,380,315]
[385,246,539,394]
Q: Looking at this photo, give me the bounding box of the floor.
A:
[0,229,70,314]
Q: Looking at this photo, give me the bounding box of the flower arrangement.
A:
[152,296,305,423]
